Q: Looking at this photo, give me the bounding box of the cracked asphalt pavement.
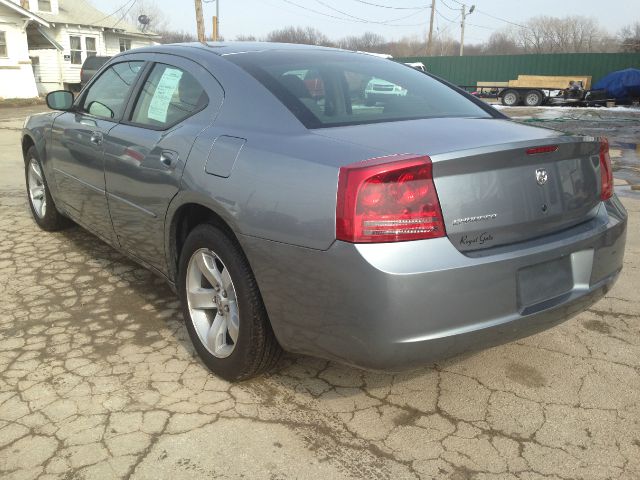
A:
[1,106,639,479]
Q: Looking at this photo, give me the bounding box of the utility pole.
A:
[426,0,435,56]
[459,4,475,56]
[212,0,219,41]
[194,0,205,42]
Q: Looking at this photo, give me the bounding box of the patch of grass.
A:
[0,97,45,109]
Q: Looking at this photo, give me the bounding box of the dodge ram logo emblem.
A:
[535,168,548,186]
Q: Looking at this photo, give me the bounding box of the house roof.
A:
[0,0,50,27]
[36,0,159,37]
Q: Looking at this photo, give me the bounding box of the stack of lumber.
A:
[507,75,592,89]
[476,81,509,88]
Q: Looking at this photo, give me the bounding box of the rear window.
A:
[82,56,110,70]
[227,50,491,128]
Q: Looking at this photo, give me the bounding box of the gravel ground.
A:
[0,106,639,480]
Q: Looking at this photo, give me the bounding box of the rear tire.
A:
[24,146,72,231]
[501,89,520,106]
[524,90,544,106]
[177,223,282,381]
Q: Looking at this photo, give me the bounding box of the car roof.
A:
[128,41,350,57]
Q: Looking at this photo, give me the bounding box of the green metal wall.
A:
[396,53,640,87]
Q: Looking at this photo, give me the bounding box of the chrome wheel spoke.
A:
[226,300,239,343]
[206,313,228,354]
[195,251,224,288]
[30,161,42,182]
[187,287,216,309]
[31,187,45,200]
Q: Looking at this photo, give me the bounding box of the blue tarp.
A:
[593,68,640,101]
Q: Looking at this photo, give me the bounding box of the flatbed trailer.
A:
[459,85,612,107]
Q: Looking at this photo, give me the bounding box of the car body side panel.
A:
[49,112,119,244]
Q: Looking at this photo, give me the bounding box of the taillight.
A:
[599,138,613,200]
[336,154,445,243]
[526,145,558,155]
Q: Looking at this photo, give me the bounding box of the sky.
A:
[92,0,634,44]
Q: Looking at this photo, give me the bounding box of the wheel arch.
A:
[165,193,243,283]
[21,134,36,160]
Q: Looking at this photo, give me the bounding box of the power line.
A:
[438,0,458,11]
[350,0,428,10]
[88,0,136,26]
[112,0,138,28]
[435,7,457,23]
[475,9,526,28]
[277,0,425,26]
[313,0,426,25]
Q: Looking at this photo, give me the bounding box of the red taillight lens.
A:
[336,154,445,243]
[599,138,613,200]
[526,145,558,155]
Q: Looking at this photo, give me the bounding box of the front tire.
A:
[178,223,282,381]
[25,146,71,231]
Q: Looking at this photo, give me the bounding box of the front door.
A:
[49,60,144,243]
[104,56,224,272]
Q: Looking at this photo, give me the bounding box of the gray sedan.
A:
[21,43,627,381]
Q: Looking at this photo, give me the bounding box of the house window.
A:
[0,32,6,58]
[85,37,97,58]
[38,0,52,12]
[119,38,131,52]
[69,36,82,64]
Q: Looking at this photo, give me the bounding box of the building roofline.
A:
[0,0,50,27]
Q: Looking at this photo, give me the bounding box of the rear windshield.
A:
[83,56,110,69]
[227,50,492,128]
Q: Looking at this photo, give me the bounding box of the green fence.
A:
[396,53,640,87]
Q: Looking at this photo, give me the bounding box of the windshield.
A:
[226,50,492,128]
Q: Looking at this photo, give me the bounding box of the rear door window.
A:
[130,63,208,128]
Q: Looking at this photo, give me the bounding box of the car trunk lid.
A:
[313,117,602,251]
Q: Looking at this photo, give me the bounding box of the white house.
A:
[0,0,158,99]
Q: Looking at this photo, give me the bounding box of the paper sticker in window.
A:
[147,67,183,123]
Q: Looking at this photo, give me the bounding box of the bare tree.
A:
[235,34,257,42]
[483,31,522,55]
[337,32,386,52]
[619,22,640,52]
[155,30,197,44]
[266,26,332,46]
[505,16,611,54]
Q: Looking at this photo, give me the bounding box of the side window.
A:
[82,61,143,119]
[130,63,208,128]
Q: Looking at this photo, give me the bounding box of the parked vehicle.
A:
[22,43,627,381]
[404,62,426,72]
[364,77,408,105]
[80,55,111,86]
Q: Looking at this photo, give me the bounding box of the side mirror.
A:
[46,90,74,111]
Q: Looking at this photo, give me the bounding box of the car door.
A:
[104,54,224,272]
[49,60,145,244]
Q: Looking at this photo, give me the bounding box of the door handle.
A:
[160,150,178,169]
[90,131,103,146]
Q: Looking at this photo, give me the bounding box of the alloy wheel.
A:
[186,248,240,358]
[28,158,46,219]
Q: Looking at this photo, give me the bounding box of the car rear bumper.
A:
[239,197,627,371]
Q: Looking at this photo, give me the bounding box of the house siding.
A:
[0,6,39,98]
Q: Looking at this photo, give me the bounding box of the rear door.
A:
[104,54,224,271]
[50,60,144,243]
